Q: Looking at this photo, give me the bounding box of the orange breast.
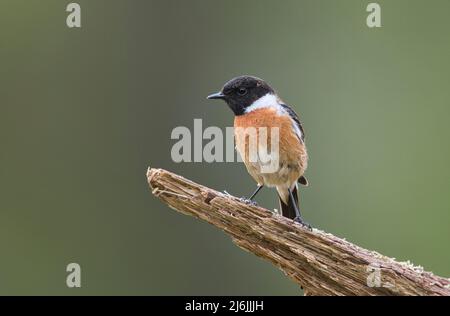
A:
[234,108,307,167]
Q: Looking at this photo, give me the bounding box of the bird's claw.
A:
[239,197,258,206]
[294,216,312,231]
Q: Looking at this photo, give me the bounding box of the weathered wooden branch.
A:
[147,167,450,296]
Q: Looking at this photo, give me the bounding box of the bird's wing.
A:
[298,175,309,186]
[280,103,309,186]
[280,103,305,143]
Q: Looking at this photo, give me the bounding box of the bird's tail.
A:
[278,185,299,220]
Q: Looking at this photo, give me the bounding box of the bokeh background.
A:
[1,0,449,295]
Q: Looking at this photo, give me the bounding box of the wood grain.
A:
[147,167,450,296]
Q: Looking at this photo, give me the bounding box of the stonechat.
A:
[208,76,310,228]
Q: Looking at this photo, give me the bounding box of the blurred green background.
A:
[1,0,449,295]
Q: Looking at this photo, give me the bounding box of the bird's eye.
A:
[237,88,247,96]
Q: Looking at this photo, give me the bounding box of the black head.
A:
[207,75,275,116]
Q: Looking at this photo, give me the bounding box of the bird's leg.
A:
[240,185,263,206]
[288,188,312,230]
[249,184,264,200]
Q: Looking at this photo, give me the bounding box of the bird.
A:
[207,75,310,228]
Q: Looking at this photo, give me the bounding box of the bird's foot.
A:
[239,197,258,206]
[294,216,312,231]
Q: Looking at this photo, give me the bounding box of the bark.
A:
[147,167,450,296]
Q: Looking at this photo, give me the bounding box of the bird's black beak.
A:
[207,92,226,100]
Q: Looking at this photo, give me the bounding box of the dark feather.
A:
[278,186,299,220]
[280,104,305,142]
[298,175,309,186]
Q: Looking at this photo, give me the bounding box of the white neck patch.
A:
[245,93,284,114]
[245,93,304,142]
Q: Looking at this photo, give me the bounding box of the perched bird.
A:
[207,75,310,227]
